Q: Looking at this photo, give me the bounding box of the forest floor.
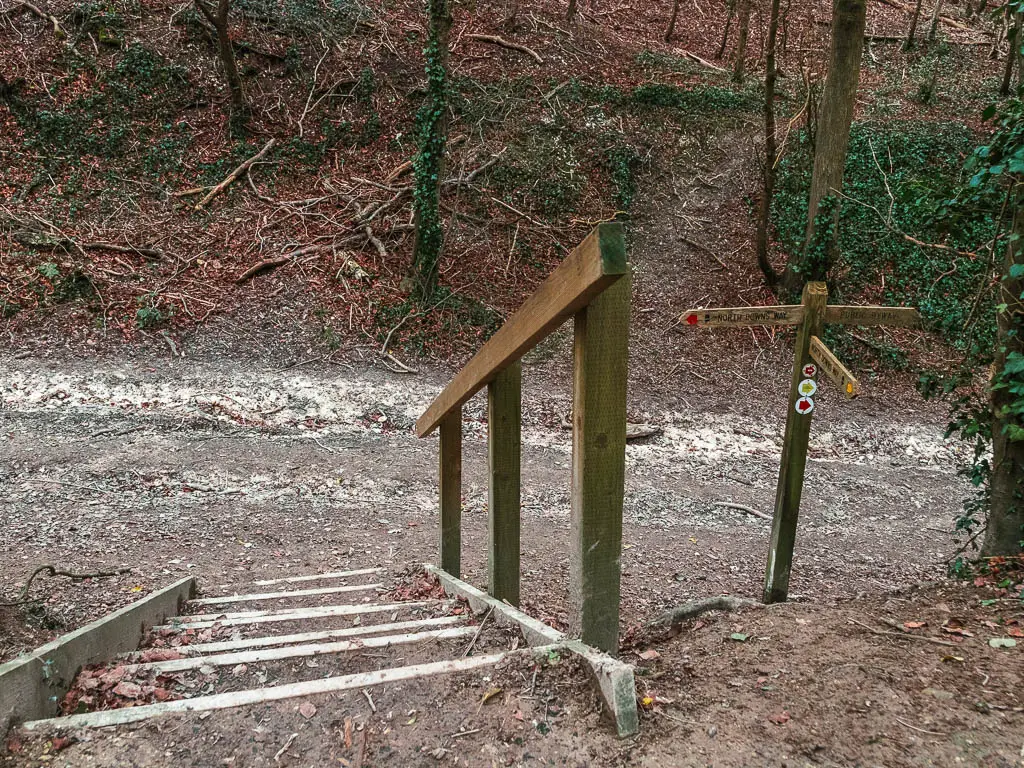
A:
[3,138,1024,765]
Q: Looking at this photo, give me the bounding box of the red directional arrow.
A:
[795,396,814,414]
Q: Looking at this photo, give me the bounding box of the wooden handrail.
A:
[415,222,627,437]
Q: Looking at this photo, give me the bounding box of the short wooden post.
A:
[763,281,827,604]
[487,361,521,606]
[438,410,462,577]
[570,271,631,655]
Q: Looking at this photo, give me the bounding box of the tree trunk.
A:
[781,0,866,295]
[756,0,783,287]
[410,0,452,302]
[903,0,924,50]
[665,0,683,42]
[984,200,1024,555]
[733,0,752,83]
[195,0,245,116]
[1001,12,1021,97]
[503,0,518,30]
[566,0,577,20]
[927,0,945,42]
[717,2,736,59]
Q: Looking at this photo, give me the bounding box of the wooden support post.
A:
[488,362,521,606]
[570,272,631,655]
[439,410,462,577]
[764,281,827,604]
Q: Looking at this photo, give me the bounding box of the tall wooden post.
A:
[488,362,521,605]
[764,281,827,603]
[570,272,631,655]
[438,410,462,577]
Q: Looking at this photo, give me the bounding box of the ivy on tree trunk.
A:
[986,194,1024,554]
[410,0,452,303]
[781,0,866,295]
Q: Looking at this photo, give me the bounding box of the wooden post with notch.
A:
[488,362,522,606]
[570,271,631,656]
[763,281,827,604]
[438,410,462,577]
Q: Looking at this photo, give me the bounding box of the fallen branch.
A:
[194,139,276,211]
[847,619,956,647]
[712,501,772,521]
[465,33,544,64]
[648,596,760,630]
[672,47,728,73]
[235,255,290,283]
[82,241,166,260]
[1,565,131,607]
[235,246,369,283]
[7,0,65,36]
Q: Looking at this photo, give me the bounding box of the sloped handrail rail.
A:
[415,223,628,437]
[414,222,631,657]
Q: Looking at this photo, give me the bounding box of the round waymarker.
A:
[795,396,814,414]
[802,363,817,377]
[798,379,818,397]
[685,313,699,325]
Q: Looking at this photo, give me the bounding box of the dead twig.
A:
[1,565,132,607]
[648,596,761,630]
[847,619,956,647]
[465,33,544,64]
[463,607,494,657]
[194,139,276,211]
[712,501,772,521]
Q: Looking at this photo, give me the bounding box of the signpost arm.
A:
[763,281,827,604]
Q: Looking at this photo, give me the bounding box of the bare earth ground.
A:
[3,141,1024,766]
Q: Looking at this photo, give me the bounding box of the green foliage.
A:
[773,121,996,350]
[601,139,645,210]
[593,82,760,114]
[490,125,584,218]
[234,0,361,39]
[374,289,500,354]
[135,295,170,328]
[13,44,192,189]
[69,0,132,46]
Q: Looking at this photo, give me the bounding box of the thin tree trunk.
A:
[410,0,452,301]
[781,0,867,295]
[1001,13,1021,96]
[717,2,736,59]
[195,0,245,116]
[733,0,752,83]
[503,0,518,30]
[567,0,577,20]
[756,0,783,287]
[984,198,1024,556]
[927,0,945,42]
[665,0,683,42]
[904,0,924,50]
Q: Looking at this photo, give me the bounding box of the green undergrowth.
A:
[773,121,998,358]
[454,76,755,219]
[372,289,502,355]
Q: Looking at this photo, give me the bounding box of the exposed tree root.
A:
[647,596,761,630]
[1,565,131,607]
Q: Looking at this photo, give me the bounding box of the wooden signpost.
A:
[681,282,922,604]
